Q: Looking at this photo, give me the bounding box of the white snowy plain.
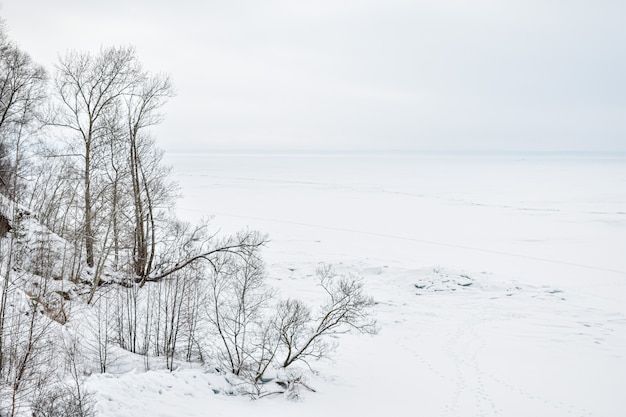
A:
[88,152,626,417]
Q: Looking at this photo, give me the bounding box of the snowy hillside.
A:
[2,152,625,417]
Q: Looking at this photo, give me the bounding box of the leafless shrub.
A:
[44,330,99,417]
[31,382,97,417]
[205,263,377,398]
[276,265,377,369]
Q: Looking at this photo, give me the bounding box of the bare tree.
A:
[122,73,173,279]
[205,248,274,378]
[276,265,377,369]
[53,46,140,268]
[0,34,46,199]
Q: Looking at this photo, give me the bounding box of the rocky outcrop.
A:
[0,213,11,237]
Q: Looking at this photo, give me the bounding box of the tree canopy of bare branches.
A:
[53,46,141,268]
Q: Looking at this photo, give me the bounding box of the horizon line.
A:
[163,149,626,157]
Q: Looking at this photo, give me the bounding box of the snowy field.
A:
[91,152,626,416]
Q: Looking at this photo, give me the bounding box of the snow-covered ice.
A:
[88,152,626,417]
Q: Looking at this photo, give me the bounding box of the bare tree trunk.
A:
[84,140,94,268]
[130,135,147,277]
[9,299,38,417]
[0,231,11,372]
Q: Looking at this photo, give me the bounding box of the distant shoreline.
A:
[164,150,626,160]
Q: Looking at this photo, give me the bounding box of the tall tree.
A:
[0,31,46,198]
[123,73,173,279]
[54,46,140,268]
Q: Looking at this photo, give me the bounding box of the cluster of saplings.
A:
[0,17,376,416]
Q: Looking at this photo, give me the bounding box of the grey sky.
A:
[2,0,625,152]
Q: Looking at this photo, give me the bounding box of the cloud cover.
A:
[3,0,625,152]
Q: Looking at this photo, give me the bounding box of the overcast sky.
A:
[2,0,625,152]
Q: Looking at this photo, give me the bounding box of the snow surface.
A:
[88,153,626,417]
